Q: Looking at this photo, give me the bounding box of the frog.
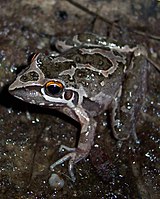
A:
[9,32,149,182]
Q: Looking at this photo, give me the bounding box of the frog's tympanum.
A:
[9,33,149,182]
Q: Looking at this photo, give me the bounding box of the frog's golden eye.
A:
[45,81,64,96]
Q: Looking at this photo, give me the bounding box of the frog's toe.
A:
[59,144,76,152]
[50,151,77,182]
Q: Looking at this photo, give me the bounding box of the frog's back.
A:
[57,45,127,98]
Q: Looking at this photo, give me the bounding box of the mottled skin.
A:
[9,33,147,181]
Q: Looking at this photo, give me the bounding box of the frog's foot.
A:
[50,116,97,182]
[50,147,87,182]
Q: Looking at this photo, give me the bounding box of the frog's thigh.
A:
[111,55,148,141]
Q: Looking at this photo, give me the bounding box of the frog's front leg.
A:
[50,107,97,182]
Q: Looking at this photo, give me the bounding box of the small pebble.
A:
[49,173,64,190]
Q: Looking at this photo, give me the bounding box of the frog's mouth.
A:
[9,86,44,105]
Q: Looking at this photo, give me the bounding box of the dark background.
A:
[0,0,159,198]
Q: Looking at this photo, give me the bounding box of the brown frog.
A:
[9,33,149,181]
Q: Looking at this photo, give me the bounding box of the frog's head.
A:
[9,53,79,108]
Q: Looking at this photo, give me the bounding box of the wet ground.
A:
[0,0,160,198]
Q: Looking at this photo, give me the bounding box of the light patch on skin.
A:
[72,84,88,105]
[56,34,83,52]
[54,56,73,63]
[29,89,41,98]
[80,47,126,63]
[133,45,148,57]
[74,105,90,133]
[100,80,105,87]
[80,48,126,77]
[9,53,45,91]
[73,33,108,47]
[59,65,76,79]
[90,91,107,101]
[56,40,73,52]
[59,62,115,79]
[31,100,36,104]
[107,43,137,52]
[90,92,112,107]
[39,102,45,106]
[13,95,24,101]
[117,85,122,98]
[59,47,127,78]
[72,34,81,44]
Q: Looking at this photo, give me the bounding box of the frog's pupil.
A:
[47,84,61,95]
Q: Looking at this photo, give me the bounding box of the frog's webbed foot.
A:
[50,146,91,182]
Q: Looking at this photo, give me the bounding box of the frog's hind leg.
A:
[111,54,149,142]
[110,86,132,141]
[111,97,139,142]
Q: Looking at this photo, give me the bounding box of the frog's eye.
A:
[45,81,64,96]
